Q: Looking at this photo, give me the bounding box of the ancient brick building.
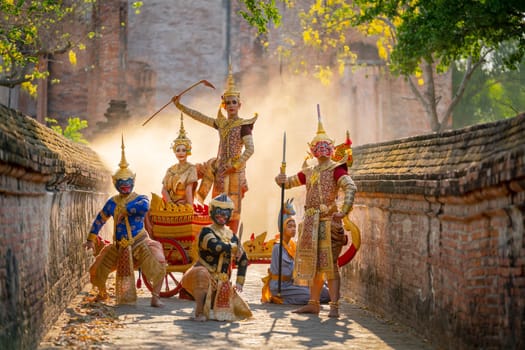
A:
[1,0,450,145]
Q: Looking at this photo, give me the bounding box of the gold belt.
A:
[305,204,337,217]
[197,259,230,282]
[271,274,292,281]
[117,230,146,249]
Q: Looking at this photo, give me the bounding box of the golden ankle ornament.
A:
[328,301,340,318]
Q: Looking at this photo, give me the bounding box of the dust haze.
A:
[90,74,354,241]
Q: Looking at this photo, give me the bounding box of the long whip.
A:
[141,79,215,126]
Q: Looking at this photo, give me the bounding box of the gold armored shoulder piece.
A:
[241,113,258,126]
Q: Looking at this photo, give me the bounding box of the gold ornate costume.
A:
[180,194,252,321]
[291,161,355,285]
[87,137,166,306]
[174,65,257,233]
[162,114,198,204]
[276,111,357,317]
[162,162,198,203]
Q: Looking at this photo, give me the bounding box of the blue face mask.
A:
[210,207,232,225]
[115,178,134,194]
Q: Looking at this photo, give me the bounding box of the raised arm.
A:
[173,96,216,128]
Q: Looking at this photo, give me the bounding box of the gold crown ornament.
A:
[308,114,334,148]
[171,113,192,155]
[222,63,240,99]
[332,130,353,167]
[112,134,136,184]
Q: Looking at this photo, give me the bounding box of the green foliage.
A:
[348,0,525,130]
[352,0,525,76]
[238,0,525,131]
[0,0,143,91]
[453,58,525,128]
[287,0,525,78]
[45,117,89,144]
[239,0,282,34]
[0,1,79,88]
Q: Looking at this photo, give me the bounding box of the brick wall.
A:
[127,0,230,112]
[44,0,151,138]
[342,113,525,349]
[88,0,129,124]
[0,105,112,350]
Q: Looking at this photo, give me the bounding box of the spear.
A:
[141,79,215,126]
[278,131,286,295]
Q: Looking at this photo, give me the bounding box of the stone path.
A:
[39,264,434,350]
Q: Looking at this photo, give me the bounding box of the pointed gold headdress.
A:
[112,134,136,184]
[172,113,192,155]
[308,105,334,147]
[222,63,240,99]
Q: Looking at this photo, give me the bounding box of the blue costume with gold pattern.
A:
[88,193,149,243]
[86,137,165,306]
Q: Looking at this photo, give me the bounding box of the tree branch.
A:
[422,60,440,131]
[406,58,442,132]
[438,52,489,132]
[0,62,33,88]
[407,73,435,130]
[0,75,32,87]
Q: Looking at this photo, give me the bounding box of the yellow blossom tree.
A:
[0,1,143,95]
[239,0,525,132]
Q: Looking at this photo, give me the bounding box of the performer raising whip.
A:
[172,64,257,234]
[274,105,357,318]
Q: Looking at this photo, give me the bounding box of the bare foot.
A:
[328,301,339,317]
[192,314,207,322]
[150,296,163,307]
[328,308,339,318]
[270,295,283,304]
[292,303,320,314]
[88,292,109,303]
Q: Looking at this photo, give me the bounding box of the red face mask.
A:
[311,141,334,158]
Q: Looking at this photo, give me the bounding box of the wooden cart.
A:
[142,193,211,297]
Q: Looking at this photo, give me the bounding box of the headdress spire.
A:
[112,134,136,183]
[223,58,240,99]
[172,113,192,155]
[118,134,128,169]
[309,104,334,147]
[278,198,296,231]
